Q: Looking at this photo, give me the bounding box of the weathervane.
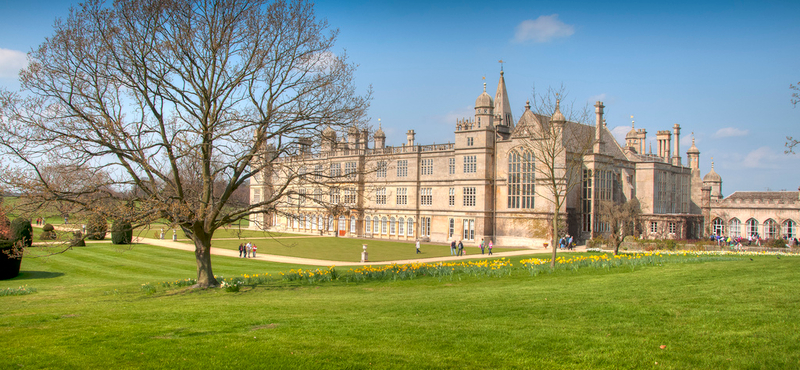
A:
[498,59,504,72]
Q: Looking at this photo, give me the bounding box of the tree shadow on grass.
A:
[12,271,65,280]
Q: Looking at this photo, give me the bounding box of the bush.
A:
[86,214,107,240]
[40,223,57,240]
[71,231,86,247]
[10,218,32,249]
[767,238,787,249]
[111,220,133,245]
[0,239,22,280]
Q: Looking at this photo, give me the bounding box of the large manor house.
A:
[249,71,799,247]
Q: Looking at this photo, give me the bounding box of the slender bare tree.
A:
[0,0,370,288]
[596,198,641,255]
[521,86,594,267]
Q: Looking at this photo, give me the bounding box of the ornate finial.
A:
[525,100,531,110]
[631,115,635,128]
[483,82,486,92]
[499,59,504,73]
[603,118,607,127]
[711,157,714,169]
[378,118,382,129]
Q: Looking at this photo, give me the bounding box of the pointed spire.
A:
[551,99,566,122]
[494,69,514,128]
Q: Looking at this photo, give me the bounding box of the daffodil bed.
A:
[142,251,750,294]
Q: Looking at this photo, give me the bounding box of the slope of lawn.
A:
[1,245,799,369]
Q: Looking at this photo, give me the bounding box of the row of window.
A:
[712,218,796,239]
[284,214,478,240]
[373,157,479,178]
[291,186,479,207]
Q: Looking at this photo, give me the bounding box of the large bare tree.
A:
[0,0,370,287]
[521,87,594,267]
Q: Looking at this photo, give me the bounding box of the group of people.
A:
[559,235,575,250]
[238,242,257,258]
[711,233,799,248]
[447,238,493,256]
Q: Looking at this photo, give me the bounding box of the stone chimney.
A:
[672,124,681,166]
[594,101,604,154]
[656,130,671,161]
[407,130,415,147]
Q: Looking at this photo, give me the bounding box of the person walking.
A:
[480,239,485,254]
[245,242,252,258]
[567,234,574,250]
[251,244,257,258]
[488,240,493,255]
[238,243,244,258]
[450,240,457,256]
[457,240,464,256]
[415,240,421,254]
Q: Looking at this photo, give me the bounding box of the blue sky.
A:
[1,0,798,193]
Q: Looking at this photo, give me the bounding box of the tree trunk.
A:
[190,229,218,288]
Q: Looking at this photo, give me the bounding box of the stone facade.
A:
[250,71,714,247]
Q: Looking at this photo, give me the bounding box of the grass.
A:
[188,236,517,262]
[1,245,799,369]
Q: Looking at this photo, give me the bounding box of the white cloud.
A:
[742,147,781,169]
[587,93,607,103]
[439,105,474,125]
[0,48,27,79]
[513,15,575,43]
[713,127,749,138]
[610,125,630,146]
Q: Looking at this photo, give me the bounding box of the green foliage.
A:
[40,223,57,240]
[71,231,86,247]
[10,218,32,248]
[85,214,107,241]
[111,220,133,245]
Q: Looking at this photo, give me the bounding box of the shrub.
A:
[71,231,86,247]
[767,238,787,249]
[111,220,133,245]
[86,214,107,240]
[40,223,57,240]
[10,218,32,249]
[0,208,10,240]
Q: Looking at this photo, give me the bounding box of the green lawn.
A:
[189,236,517,262]
[1,246,799,369]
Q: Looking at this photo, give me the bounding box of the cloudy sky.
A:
[0,0,798,193]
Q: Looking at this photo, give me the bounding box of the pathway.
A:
[38,223,588,266]
[135,236,587,267]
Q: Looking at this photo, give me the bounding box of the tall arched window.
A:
[365,216,371,233]
[764,219,778,239]
[350,216,357,233]
[782,220,796,239]
[407,217,414,236]
[712,218,725,236]
[746,218,758,238]
[390,217,396,235]
[338,215,346,232]
[399,217,405,236]
[729,218,741,238]
[311,215,317,230]
[381,217,388,234]
[305,215,311,229]
[328,215,334,231]
[508,150,534,209]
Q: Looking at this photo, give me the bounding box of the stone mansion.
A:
[249,71,798,246]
